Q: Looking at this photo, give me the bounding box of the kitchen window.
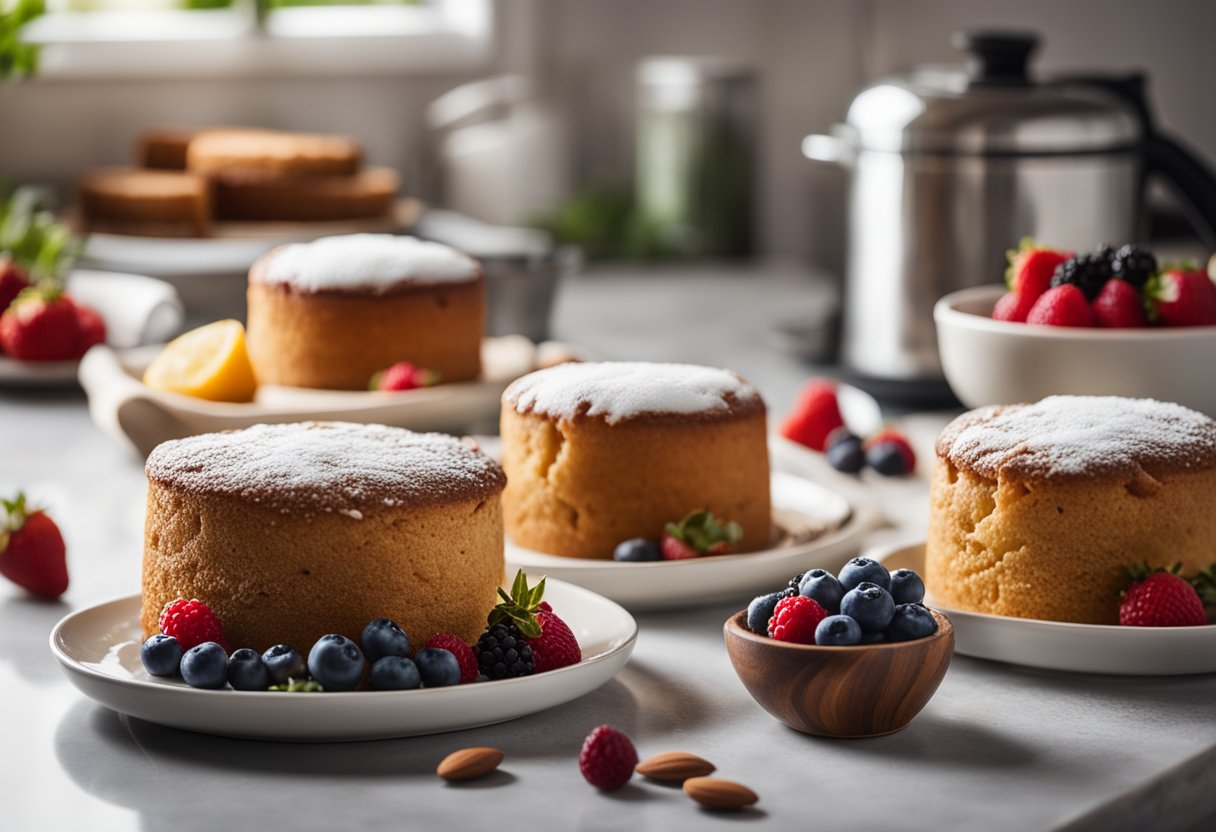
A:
[17,0,494,78]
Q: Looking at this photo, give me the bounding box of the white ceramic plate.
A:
[79,335,541,456]
[506,471,883,610]
[0,270,184,388]
[50,578,637,742]
[876,542,1216,676]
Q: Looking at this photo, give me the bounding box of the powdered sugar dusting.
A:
[938,396,1216,481]
[146,422,505,513]
[503,361,762,424]
[253,234,479,293]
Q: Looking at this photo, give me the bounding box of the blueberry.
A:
[860,631,887,644]
[370,656,422,690]
[746,590,787,634]
[307,634,366,691]
[840,582,896,633]
[613,538,661,562]
[838,557,891,592]
[890,568,926,605]
[360,617,411,663]
[414,647,461,687]
[262,644,307,685]
[226,648,271,691]
[798,568,844,613]
[886,604,938,642]
[180,642,229,689]
[867,442,910,476]
[140,634,182,677]
[815,614,862,646]
[826,437,865,474]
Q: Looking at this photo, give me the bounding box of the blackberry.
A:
[786,573,805,595]
[476,622,534,680]
[1050,249,1113,300]
[1111,244,1157,288]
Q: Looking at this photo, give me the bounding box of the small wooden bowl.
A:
[723,608,954,738]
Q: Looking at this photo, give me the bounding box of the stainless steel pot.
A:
[804,31,1216,383]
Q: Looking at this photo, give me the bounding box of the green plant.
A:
[0,185,83,284]
[0,0,43,79]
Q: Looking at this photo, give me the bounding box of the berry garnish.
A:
[526,604,582,673]
[0,492,68,599]
[477,623,535,680]
[746,590,788,635]
[779,379,846,452]
[992,290,1037,323]
[1026,284,1094,328]
[307,634,366,691]
[370,656,422,690]
[228,647,271,691]
[1091,278,1148,328]
[840,582,896,633]
[415,647,462,687]
[613,538,661,562]
[838,556,892,592]
[662,510,743,558]
[1145,263,1216,327]
[360,617,411,663]
[826,434,866,473]
[1005,238,1072,303]
[815,614,862,646]
[158,598,228,652]
[487,569,546,638]
[1050,248,1113,301]
[261,644,307,686]
[140,634,183,677]
[863,428,915,475]
[0,257,29,317]
[369,361,440,392]
[886,604,938,642]
[424,633,478,683]
[578,725,638,791]
[1110,244,1157,288]
[889,568,926,605]
[798,568,844,613]
[1119,564,1207,627]
[180,642,229,689]
[0,286,86,361]
[767,595,828,644]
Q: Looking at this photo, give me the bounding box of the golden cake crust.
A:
[78,167,211,237]
[500,362,772,559]
[187,129,363,177]
[211,167,398,222]
[141,423,506,651]
[926,396,1216,624]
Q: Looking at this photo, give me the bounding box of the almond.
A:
[436,747,504,782]
[635,751,716,782]
[683,776,758,810]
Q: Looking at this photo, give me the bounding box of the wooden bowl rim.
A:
[724,607,954,653]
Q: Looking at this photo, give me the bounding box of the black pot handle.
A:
[1061,72,1216,249]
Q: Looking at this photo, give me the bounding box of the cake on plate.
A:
[140,422,506,652]
[246,233,484,390]
[500,361,772,559]
[78,168,211,237]
[926,395,1216,624]
[186,129,364,178]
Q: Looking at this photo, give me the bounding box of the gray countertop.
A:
[1,264,1214,832]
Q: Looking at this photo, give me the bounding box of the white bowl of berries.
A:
[934,244,1216,417]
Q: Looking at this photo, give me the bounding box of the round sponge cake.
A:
[141,422,506,652]
[246,234,484,390]
[500,361,772,559]
[926,396,1216,624]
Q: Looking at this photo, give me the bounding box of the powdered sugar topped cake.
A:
[504,361,762,424]
[251,234,480,294]
[927,395,1216,624]
[142,422,505,652]
[500,361,771,559]
[246,233,484,390]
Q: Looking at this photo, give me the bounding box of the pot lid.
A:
[844,31,1141,155]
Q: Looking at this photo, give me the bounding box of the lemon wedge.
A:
[143,319,258,402]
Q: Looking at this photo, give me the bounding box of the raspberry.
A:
[526,607,582,673]
[578,725,638,790]
[768,595,827,644]
[158,598,228,651]
[424,633,478,683]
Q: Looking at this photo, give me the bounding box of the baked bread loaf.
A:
[136,127,200,170]
[211,167,398,222]
[500,361,772,559]
[246,233,484,390]
[186,129,363,177]
[78,168,211,237]
[141,422,506,652]
[926,395,1216,624]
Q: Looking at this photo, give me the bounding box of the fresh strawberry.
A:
[369,361,439,392]
[159,598,228,651]
[0,286,84,360]
[524,605,582,673]
[991,290,1037,323]
[0,493,68,599]
[424,633,478,683]
[1119,564,1207,627]
[1025,284,1094,328]
[579,725,638,790]
[767,595,827,643]
[0,257,29,317]
[863,427,916,473]
[779,379,846,452]
[1146,264,1216,327]
[1090,279,1148,328]
[72,300,107,353]
[662,510,742,559]
[1005,239,1071,303]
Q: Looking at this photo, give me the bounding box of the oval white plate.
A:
[79,335,541,456]
[506,471,883,610]
[50,578,637,742]
[0,269,184,388]
[875,542,1216,676]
